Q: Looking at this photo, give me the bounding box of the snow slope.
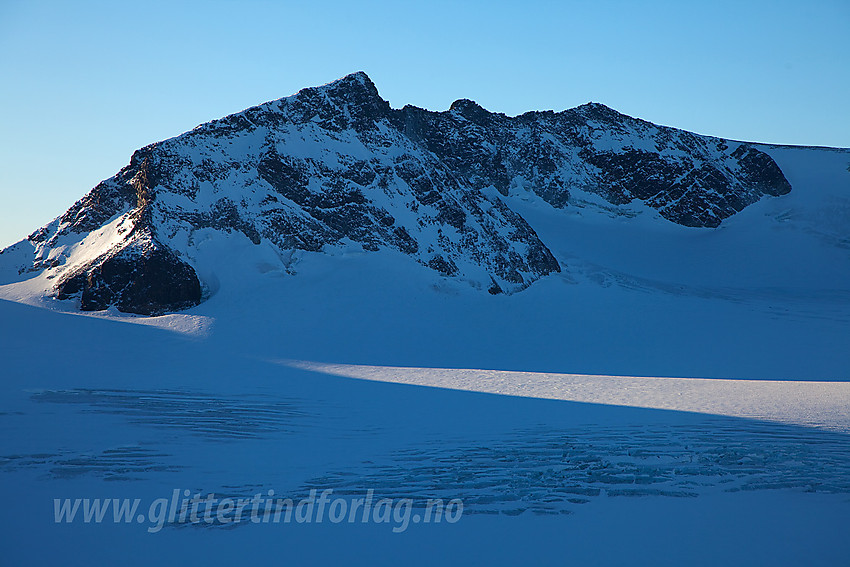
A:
[2,280,850,565]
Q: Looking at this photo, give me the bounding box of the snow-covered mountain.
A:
[3,74,850,567]
[0,71,841,315]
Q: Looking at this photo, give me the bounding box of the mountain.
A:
[3,74,850,566]
[0,71,840,316]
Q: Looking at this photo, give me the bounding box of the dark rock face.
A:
[56,245,201,316]
[6,72,794,314]
[731,145,793,197]
[39,150,203,315]
[390,101,792,228]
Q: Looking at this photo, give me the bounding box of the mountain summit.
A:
[0,72,797,315]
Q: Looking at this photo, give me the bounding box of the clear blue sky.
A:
[1,0,848,248]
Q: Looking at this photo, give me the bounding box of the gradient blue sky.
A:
[1,0,848,248]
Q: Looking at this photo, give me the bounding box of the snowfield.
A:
[1,288,849,566]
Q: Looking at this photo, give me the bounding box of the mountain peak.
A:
[341,70,373,86]
[0,73,796,315]
[287,71,389,129]
[320,71,378,95]
[574,101,625,121]
[449,98,493,125]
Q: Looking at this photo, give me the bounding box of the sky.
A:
[1,0,848,249]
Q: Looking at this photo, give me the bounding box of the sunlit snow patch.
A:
[283,360,850,432]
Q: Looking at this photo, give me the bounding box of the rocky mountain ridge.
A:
[1,72,794,314]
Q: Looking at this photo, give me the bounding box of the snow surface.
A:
[284,361,850,431]
[2,287,850,566]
